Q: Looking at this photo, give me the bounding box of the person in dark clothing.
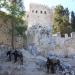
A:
[7,51,12,61]
[46,57,51,73]
[19,53,23,65]
[13,50,23,64]
[13,50,18,63]
[46,57,60,74]
[6,50,23,65]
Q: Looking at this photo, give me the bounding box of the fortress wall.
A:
[0,12,24,48]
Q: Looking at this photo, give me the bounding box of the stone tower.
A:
[27,3,53,28]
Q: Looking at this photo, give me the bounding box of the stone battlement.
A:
[52,32,75,39]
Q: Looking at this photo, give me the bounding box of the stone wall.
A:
[27,26,75,56]
[0,11,25,48]
[52,32,75,56]
[0,13,11,46]
[52,32,72,47]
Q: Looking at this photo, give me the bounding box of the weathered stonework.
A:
[27,3,53,28]
[0,13,11,46]
[26,4,75,56]
[27,24,56,56]
[26,4,55,56]
[0,11,24,48]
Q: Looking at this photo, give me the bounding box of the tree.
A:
[53,5,64,34]
[71,11,75,32]
[15,24,27,48]
[0,0,8,10]
[9,0,27,49]
[53,5,71,37]
[0,0,27,49]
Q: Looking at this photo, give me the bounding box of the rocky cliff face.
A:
[27,24,56,56]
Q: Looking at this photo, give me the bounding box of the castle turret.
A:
[27,3,52,28]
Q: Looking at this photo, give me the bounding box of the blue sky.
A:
[23,0,75,12]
